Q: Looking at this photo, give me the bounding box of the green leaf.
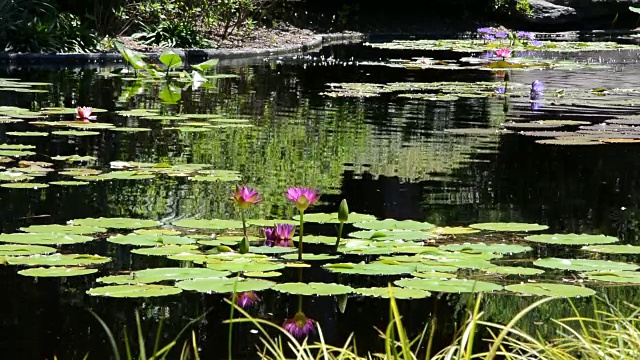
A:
[159,50,183,69]
[469,222,549,232]
[505,283,595,297]
[107,234,196,246]
[273,282,354,296]
[580,270,640,284]
[192,58,219,72]
[6,253,111,266]
[483,266,545,275]
[249,246,297,254]
[172,218,244,230]
[280,253,339,261]
[114,41,147,70]
[348,229,437,241]
[87,284,182,298]
[352,219,436,231]
[0,233,93,245]
[19,224,107,235]
[631,6,640,14]
[205,259,284,272]
[131,245,200,257]
[0,244,57,256]
[534,258,639,272]
[582,244,640,254]
[354,287,430,299]
[159,85,181,104]
[70,217,161,229]
[438,243,532,254]
[18,267,98,277]
[524,233,618,245]
[176,277,275,293]
[294,212,376,224]
[428,226,480,235]
[395,278,503,293]
[323,261,416,275]
[97,267,229,284]
[1,182,49,189]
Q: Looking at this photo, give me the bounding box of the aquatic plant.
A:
[286,187,320,261]
[283,311,317,339]
[264,223,295,247]
[232,185,261,253]
[234,291,260,308]
[495,47,512,59]
[75,106,95,121]
[333,199,349,252]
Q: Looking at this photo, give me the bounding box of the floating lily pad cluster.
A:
[321,81,523,98]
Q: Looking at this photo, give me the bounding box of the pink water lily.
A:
[265,224,294,247]
[76,107,92,119]
[283,312,316,339]
[234,291,260,308]
[495,48,512,59]
[286,187,320,212]
[232,185,261,208]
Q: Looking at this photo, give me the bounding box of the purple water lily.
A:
[531,80,545,97]
[516,31,535,40]
[482,34,496,42]
[494,31,509,39]
[264,223,295,247]
[286,187,320,212]
[495,87,506,95]
[235,291,260,308]
[530,40,544,47]
[283,312,316,339]
[477,27,495,34]
[232,185,261,208]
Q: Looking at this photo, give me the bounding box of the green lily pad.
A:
[0,150,35,157]
[293,212,377,224]
[205,259,285,272]
[353,219,436,231]
[246,219,298,227]
[429,227,480,235]
[354,287,430,299]
[97,267,230,284]
[299,235,336,245]
[19,224,107,234]
[410,271,457,279]
[483,266,545,275]
[273,282,354,296]
[323,262,416,275]
[18,267,98,277]
[534,258,639,272]
[1,182,48,189]
[395,278,503,293]
[469,222,549,232]
[87,284,182,298]
[249,246,297,254]
[176,277,275,293]
[0,172,33,182]
[243,271,281,278]
[52,130,101,136]
[280,253,340,261]
[6,253,111,266]
[582,244,640,254]
[348,229,436,241]
[7,131,49,137]
[505,283,595,297]
[70,217,161,229]
[0,233,93,245]
[438,243,532,254]
[536,138,603,146]
[109,127,152,132]
[0,144,35,150]
[134,228,182,236]
[0,244,57,256]
[107,234,196,246]
[172,218,243,230]
[524,234,618,245]
[49,181,90,186]
[131,245,200,257]
[580,271,640,284]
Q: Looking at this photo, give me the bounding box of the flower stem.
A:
[241,208,247,240]
[298,294,303,312]
[334,221,344,253]
[298,210,304,261]
[228,276,240,360]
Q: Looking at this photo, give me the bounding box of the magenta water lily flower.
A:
[264,223,295,247]
[495,48,512,59]
[286,187,320,212]
[234,291,260,308]
[283,312,316,339]
[232,185,261,208]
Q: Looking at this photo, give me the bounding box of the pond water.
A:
[2,36,640,359]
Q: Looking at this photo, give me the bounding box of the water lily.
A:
[516,31,535,40]
[265,223,294,247]
[234,291,260,308]
[495,87,506,95]
[283,311,316,339]
[232,185,261,208]
[495,48,512,59]
[75,107,96,122]
[482,34,495,42]
[477,27,495,34]
[494,31,508,39]
[286,187,320,212]
[531,80,545,98]
[530,40,544,47]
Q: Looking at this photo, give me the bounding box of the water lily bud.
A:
[338,199,349,223]
[239,236,249,254]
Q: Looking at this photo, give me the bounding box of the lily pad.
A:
[49,181,90,186]
[533,258,639,272]
[1,182,48,189]
[483,266,545,275]
[469,222,549,232]
[19,224,107,234]
[299,235,337,245]
[0,244,57,256]
[18,267,98,277]
[172,218,243,230]
[7,131,49,137]
[0,233,93,245]
[97,267,230,284]
[524,233,618,245]
[0,150,35,157]
[323,262,416,275]
[52,130,101,136]
[70,217,161,229]
[580,271,640,284]
[131,245,200,256]
[410,271,457,279]
[438,243,532,254]
[293,212,377,224]
[354,287,430,299]
[281,253,340,261]
[505,283,595,297]
[107,234,196,246]
[134,228,182,236]
[429,227,480,235]
[205,260,285,272]
[348,229,436,241]
[353,219,436,231]
[246,219,298,227]
[176,277,275,293]
[109,127,152,132]
[6,253,111,266]
[87,284,182,298]
[243,271,281,278]
[395,278,503,293]
[249,246,297,254]
[582,244,640,254]
[273,282,354,296]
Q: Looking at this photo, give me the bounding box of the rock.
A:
[526,0,579,24]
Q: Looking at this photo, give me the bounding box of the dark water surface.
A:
[1,42,640,359]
